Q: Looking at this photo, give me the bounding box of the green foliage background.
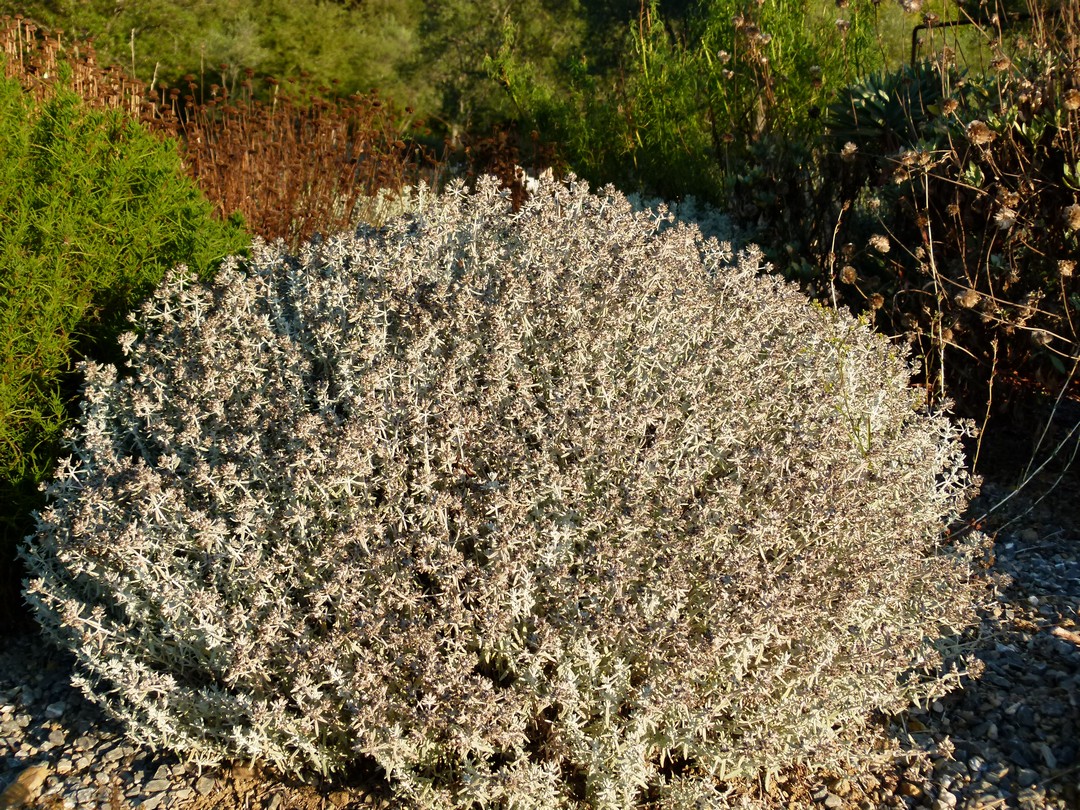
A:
[0,70,248,629]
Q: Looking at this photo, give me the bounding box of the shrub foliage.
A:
[22,174,984,807]
[0,70,248,630]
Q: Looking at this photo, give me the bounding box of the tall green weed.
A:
[493,0,890,202]
[0,71,248,631]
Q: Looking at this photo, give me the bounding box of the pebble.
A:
[936,790,958,808]
[1017,768,1040,788]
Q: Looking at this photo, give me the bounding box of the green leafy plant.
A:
[492,0,890,204]
[23,173,985,807]
[0,70,248,631]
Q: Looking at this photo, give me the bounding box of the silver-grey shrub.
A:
[21,173,985,809]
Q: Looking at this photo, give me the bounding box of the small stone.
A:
[1036,742,1057,769]
[194,776,216,796]
[171,787,194,803]
[73,736,94,751]
[937,790,959,808]
[967,755,985,774]
[824,794,844,809]
[266,795,283,810]
[1020,528,1039,542]
[55,757,73,776]
[898,781,923,797]
[137,795,164,810]
[43,701,66,720]
[0,763,50,809]
[48,729,66,747]
[14,714,30,729]
[329,791,351,808]
[1017,768,1039,788]
[144,779,172,793]
[152,765,172,782]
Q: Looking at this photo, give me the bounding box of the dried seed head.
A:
[1059,259,1075,278]
[868,292,885,309]
[946,204,961,217]
[966,120,996,146]
[1064,204,1080,231]
[841,141,858,161]
[840,265,858,284]
[1064,89,1080,111]
[990,55,1011,72]
[835,18,851,33]
[869,234,891,254]
[942,99,959,115]
[993,206,1018,230]
[955,289,980,309]
[1031,329,1052,346]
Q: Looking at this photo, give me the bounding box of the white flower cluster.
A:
[21,172,985,809]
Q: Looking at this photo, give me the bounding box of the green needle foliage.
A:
[0,70,249,630]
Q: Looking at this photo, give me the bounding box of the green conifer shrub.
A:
[0,72,248,630]
[21,173,985,808]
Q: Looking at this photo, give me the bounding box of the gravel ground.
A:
[1,461,1077,810]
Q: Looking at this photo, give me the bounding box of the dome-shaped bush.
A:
[21,173,985,808]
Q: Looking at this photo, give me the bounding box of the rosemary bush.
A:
[0,68,247,630]
[22,173,985,808]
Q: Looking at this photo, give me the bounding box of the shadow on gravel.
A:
[879,449,1080,810]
